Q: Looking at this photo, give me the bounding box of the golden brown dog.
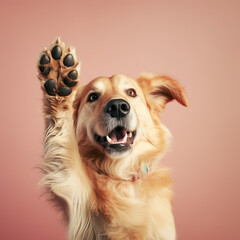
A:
[38,39,188,240]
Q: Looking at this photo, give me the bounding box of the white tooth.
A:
[122,133,128,143]
[128,132,132,138]
[106,135,112,143]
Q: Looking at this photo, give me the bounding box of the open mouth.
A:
[94,126,136,153]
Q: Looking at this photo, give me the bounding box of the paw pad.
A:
[39,66,51,76]
[51,45,62,60]
[68,70,78,80]
[63,54,74,67]
[38,38,80,97]
[40,54,50,64]
[44,79,56,96]
[63,78,78,87]
[58,86,72,96]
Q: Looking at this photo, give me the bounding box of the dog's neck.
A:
[92,164,149,182]
[131,164,149,181]
[81,149,150,181]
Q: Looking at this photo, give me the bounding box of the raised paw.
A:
[38,38,80,97]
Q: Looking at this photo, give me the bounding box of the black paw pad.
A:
[68,70,78,80]
[39,66,51,76]
[51,45,62,60]
[58,86,72,96]
[39,66,45,73]
[63,54,74,67]
[40,54,50,65]
[44,79,56,96]
[63,78,78,87]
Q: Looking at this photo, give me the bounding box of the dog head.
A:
[73,74,187,178]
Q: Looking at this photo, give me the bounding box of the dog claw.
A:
[56,37,61,44]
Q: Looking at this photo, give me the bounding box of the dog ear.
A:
[73,86,84,129]
[137,74,188,111]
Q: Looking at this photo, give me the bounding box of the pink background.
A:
[1,0,240,239]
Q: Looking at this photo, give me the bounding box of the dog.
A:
[38,39,188,240]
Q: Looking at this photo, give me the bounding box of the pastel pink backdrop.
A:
[1,0,240,239]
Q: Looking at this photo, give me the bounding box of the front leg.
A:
[38,39,94,240]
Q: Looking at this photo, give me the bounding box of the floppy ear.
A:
[73,86,84,129]
[137,74,188,111]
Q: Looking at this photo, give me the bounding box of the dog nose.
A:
[105,99,130,118]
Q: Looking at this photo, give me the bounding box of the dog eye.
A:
[127,88,137,97]
[87,92,99,102]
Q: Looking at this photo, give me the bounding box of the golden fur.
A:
[38,39,188,240]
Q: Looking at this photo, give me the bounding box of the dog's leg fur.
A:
[38,39,94,240]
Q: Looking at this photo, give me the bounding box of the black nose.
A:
[104,99,130,119]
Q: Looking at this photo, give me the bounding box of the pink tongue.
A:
[109,128,127,141]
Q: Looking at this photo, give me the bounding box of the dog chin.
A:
[94,126,136,157]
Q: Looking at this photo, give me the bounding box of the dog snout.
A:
[104,99,130,119]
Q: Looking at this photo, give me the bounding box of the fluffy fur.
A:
[38,39,188,240]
